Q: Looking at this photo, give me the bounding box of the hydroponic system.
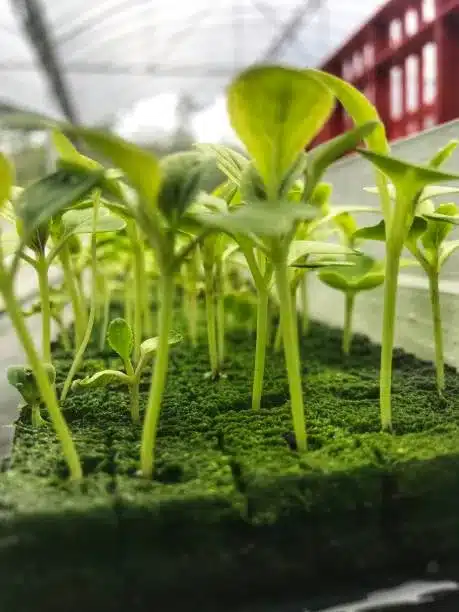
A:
[1,62,459,611]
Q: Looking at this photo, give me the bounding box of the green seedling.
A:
[72,318,182,423]
[7,364,56,427]
[357,147,459,428]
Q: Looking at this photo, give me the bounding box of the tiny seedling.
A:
[7,364,56,427]
[72,318,182,423]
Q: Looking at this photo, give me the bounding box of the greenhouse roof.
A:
[2,0,386,126]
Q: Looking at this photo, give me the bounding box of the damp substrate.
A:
[2,320,459,611]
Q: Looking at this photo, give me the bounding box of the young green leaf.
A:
[319,254,385,292]
[60,206,126,236]
[52,130,101,172]
[15,168,103,237]
[139,331,183,361]
[107,318,133,362]
[428,140,458,168]
[365,183,459,202]
[7,364,55,405]
[0,152,14,208]
[421,203,457,251]
[195,143,248,186]
[353,220,386,242]
[439,240,459,266]
[287,240,358,266]
[357,149,459,202]
[227,65,334,199]
[305,121,380,192]
[71,370,130,392]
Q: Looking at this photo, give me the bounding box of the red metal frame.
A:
[313,0,459,144]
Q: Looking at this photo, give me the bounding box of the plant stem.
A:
[300,272,309,336]
[129,381,140,424]
[428,268,445,394]
[342,291,355,356]
[252,290,269,410]
[31,403,46,428]
[216,261,225,367]
[0,277,82,479]
[273,320,282,352]
[61,198,100,403]
[204,266,219,378]
[60,245,86,348]
[129,221,144,363]
[36,253,51,362]
[124,266,133,328]
[274,257,307,451]
[140,272,174,478]
[379,242,402,432]
[99,281,111,351]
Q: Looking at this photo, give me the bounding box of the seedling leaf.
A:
[71,370,130,392]
[227,65,334,199]
[61,206,126,236]
[107,318,133,362]
[140,331,183,360]
[7,364,55,405]
[288,240,357,266]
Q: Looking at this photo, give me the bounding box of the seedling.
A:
[72,318,182,423]
[7,364,56,427]
[357,148,459,427]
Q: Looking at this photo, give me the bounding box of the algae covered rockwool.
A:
[2,320,459,611]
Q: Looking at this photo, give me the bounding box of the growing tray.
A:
[1,320,459,612]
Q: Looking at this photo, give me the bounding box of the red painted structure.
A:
[314,0,459,144]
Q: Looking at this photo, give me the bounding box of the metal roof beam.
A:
[10,0,78,122]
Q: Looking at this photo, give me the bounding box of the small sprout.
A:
[72,319,182,424]
[7,364,56,427]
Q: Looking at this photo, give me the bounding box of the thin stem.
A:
[36,253,51,362]
[428,267,445,394]
[379,240,402,432]
[252,290,269,411]
[204,266,219,378]
[124,265,133,327]
[140,272,174,478]
[31,403,46,428]
[60,245,86,348]
[274,256,307,451]
[300,272,309,336]
[273,318,282,352]
[129,221,144,363]
[129,381,140,424]
[216,261,225,367]
[342,291,355,356]
[99,282,111,351]
[0,277,82,479]
[61,197,100,403]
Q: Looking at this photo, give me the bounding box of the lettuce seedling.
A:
[357,148,459,428]
[72,318,182,423]
[7,364,56,427]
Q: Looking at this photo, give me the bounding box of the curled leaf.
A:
[71,370,130,392]
[140,331,183,361]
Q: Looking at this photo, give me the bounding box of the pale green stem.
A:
[36,253,51,362]
[300,272,309,336]
[252,290,269,411]
[0,277,82,479]
[216,261,225,367]
[379,239,403,432]
[204,266,219,378]
[99,282,111,351]
[60,245,86,348]
[274,318,282,352]
[274,258,307,451]
[31,403,46,428]
[124,360,140,424]
[124,266,133,328]
[342,291,355,356]
[129,222,145,363]
[140,272,174,478]
[428,267,445,394]
[61,198,100,403]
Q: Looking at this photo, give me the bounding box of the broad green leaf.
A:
[406,215,428,245]
[7,364,55,404]
[193,201,316,238]
[305,121,379,192]
[357,149,459,201]
[365,183,459,202]
[71,370,130,392]
[311,205,378,232]
[428,140,458,168]
[439,240,459,266]
[227,66,334,199]
[15,168,103,237]
[196,144,248,186]
[158,151,213,224]
[353,220,386,242]
[287,240,357,266]
[0,153,14,208]
[140,331,183,360]
[74,127,161,205]
[52,130,100,172]
[421,202,457,250]
[319,254,384,292]
[61,206,126,236]
[107,318,133,362]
